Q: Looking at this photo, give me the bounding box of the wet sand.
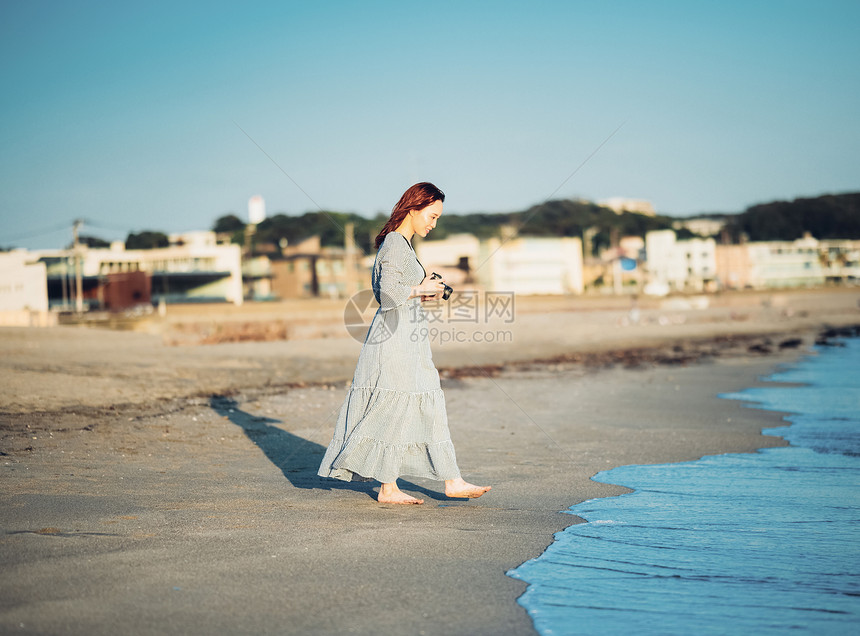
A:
[1,288,858,635]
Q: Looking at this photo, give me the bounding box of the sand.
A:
[1,288,858,635]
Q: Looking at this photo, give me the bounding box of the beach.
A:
[1,288,858,635]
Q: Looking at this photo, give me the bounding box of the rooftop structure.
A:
[600,198,657,217]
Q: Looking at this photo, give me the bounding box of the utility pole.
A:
[73,219,84,313]
[583,226,599,259]
[61,256,69,310]
[344,221,356,297]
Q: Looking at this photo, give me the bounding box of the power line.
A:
[81,218,134,234]
[3,222,72,244]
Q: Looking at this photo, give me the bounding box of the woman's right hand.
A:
[411,275,445,301]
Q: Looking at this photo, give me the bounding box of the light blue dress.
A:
[317,231,461,483]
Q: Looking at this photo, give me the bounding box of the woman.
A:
[318,182,491,505]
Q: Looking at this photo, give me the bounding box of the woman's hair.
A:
[374,182,445,249]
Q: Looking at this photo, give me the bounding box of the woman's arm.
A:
[409,275,444,301]
[377,242,416,310]
[377,241,443,309]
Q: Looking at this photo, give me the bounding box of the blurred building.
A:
[645,230,717,293]
[745,235,825,288]
[818,240,860,283]
[716,235,860,289]
[99,271,151,311]
[265,235,370,300]
[248,195,266,225]
[0,250,53,326]
[600,198,656,217]
[243,255,274,300]
[714,244,753,289]
[476,236,584,295]
[672,216,726,237]
[416,233,584,295]
[35,231,243,307]
[414,233,480,288]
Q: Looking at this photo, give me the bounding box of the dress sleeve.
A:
[377,239,415,310]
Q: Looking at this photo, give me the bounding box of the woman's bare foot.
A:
[445,477,492,499]
[378,482,424,505]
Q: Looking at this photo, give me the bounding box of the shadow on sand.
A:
[209,395,446,501]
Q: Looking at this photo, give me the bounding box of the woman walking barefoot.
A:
[318,182,491,505]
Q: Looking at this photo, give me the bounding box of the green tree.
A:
[213,214,246,233]
[75,235,111,248]
[429,199,674,245]
[675,228,699,240]
[255,210,380,255]
[126,231,169,249]
[727,192,860,241]
[423,211,516,240]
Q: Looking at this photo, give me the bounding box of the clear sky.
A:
[2,0,858,249]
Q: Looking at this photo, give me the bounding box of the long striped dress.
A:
[317,231,462,484]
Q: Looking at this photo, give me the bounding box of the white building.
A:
[477,236,584,295]
[645,230,716,292]
[414,233,481,287]
[0,250,51,325]
[736,236,860,289]
[167,230,225,249]
[248,195,266,225]
[36,231,244,306]
[417,234,584,295]
[819,240,860,282]
[600,198,656,216]
[672,217,726,237]
[746,236,823,288]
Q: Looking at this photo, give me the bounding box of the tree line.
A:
[724,193,860,242]
[213,200,693,255]
[63,191,860,252]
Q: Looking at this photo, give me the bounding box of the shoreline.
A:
[0,327,839,437]
[2,321,857,422]
[508,335,860,633]
[3,287,858,418]
[1,293,858,634]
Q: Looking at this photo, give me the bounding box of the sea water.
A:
[508,338,860,635]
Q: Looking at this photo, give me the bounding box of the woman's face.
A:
[410,199,443,238]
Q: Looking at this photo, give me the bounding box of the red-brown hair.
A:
[374,182,445,249]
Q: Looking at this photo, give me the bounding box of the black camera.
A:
[429,272,454,301]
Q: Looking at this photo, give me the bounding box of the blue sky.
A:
[2,0,858,249]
